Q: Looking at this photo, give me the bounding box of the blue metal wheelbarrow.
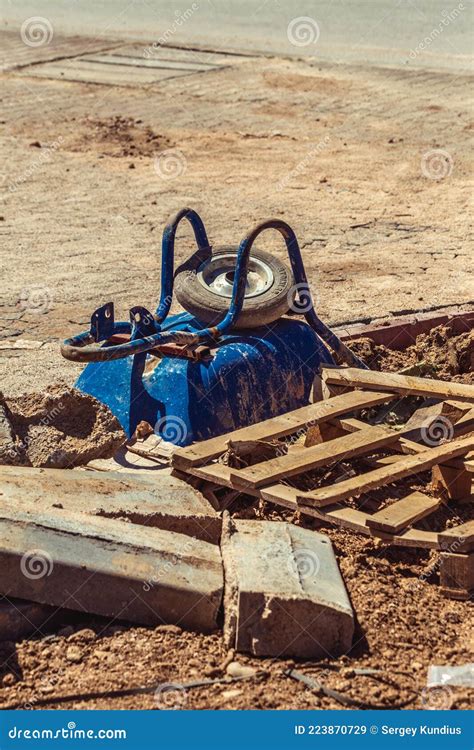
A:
[61,209,365,446]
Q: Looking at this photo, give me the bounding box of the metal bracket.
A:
[90,302,115,342]
[129,306,156,339]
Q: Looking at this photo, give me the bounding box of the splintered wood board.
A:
[322,367,474,402]
[172,390,395,470]
[438,520,474,553]
[366,492,442,534]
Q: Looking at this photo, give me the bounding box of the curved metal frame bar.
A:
[61,209,214,362]
[214,219,367,368]
[155,207,212,324]
[61,213,366,367]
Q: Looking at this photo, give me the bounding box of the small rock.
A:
[156,624,182,635]
[219,649,235,671]
[93,649,110,660]
[226,661,257,679]
[203,666,221,678]
[108,626,126,635]
[68,628,95,642]
[29,140,41,148]
[340,668,355,678]
[2,673,16,686]
[129,162,135,169]
[65,646,82,663]
[39,683,55,694]
[222,688,242,700]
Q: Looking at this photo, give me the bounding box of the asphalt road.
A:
[2,0,473,70]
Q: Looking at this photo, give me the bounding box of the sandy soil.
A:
[1,385,124,467]
[0,41,473,711]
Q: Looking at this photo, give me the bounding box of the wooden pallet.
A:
[172,373,474,565]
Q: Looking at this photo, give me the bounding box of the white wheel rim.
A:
[196,253,275,299]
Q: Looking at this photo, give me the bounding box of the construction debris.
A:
[0,335,471,710]
[439,552,473,600]
[219,439,287,468]
[321,366,474,402]
[0,500,223,632]
[427,664,474,689]
[221,515,354,658]
[438,520,474,553]
[169,371,473,609]
[0,465,221,544]
[402,400,471,443]
[349,324,474,382]
[0,385,125,468]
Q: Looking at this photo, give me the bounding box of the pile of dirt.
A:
[0,384,125,468]
[70,116,171,158]
[349,324,474,383]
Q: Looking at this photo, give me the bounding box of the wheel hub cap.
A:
[197,253,275,299]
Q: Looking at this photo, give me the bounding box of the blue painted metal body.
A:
[62,209,366,445]
[76,311,333,445]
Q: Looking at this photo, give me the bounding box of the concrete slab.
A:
[0,465,221,544]
[0,30,119,72]
[0,500,223,632]
[221,515,354,659]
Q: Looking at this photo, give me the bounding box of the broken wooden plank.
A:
[172,390,395,470]
[221,515,354,658]
[335,411,474,447]
[0,501,223,632]
[371,527,439,549]
[438,521,474,553]
[259,484,439,548]
[432,464,472,500]
[366,491,441,534]
[440,552,474,600]
[229,425,400,489]
[0,465,221,544]
[296,435,474,508]
[402,400,471,442]
[322,367,474,402]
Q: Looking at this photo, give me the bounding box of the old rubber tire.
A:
[174,246,295,329]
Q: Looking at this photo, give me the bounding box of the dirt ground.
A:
[0,523,472,711]
[0,327,472,711]
[0,43,473,394]
[0,39,473,711]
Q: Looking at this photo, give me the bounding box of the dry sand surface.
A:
[0,39,473,711]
